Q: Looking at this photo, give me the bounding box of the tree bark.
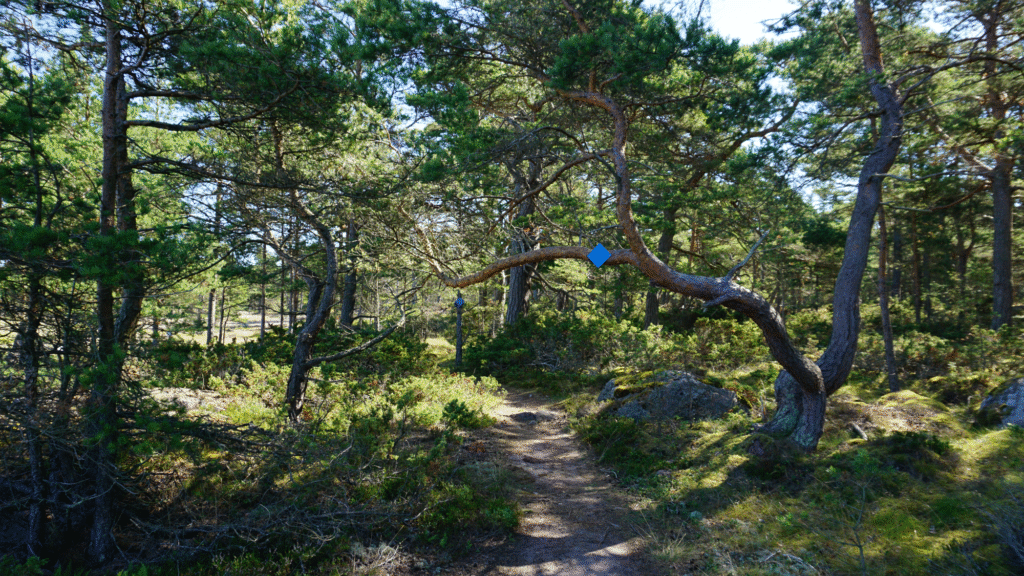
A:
[891,218,903,299]
[982,7,1015,329]
[260,242,267,339]
[505,161,541,325]
[339,218,359,327]
[990,154,1014,328]
[643,284,660,327]
[23,277,46,557]
[20,47,47,554]
[218,286,227,343]
[89,5,127,561]
[90,4,149,558]
[279,216,336,420]
[644,209,677,328]
[911,213,922,323]
[206,288,216,344]
[760,0,903,446]
[612,271,624,320]
[878,206,900,392]
[289,267,298,331]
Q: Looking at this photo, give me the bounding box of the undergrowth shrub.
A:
[679,317,769,372]
[146,339,248,389]
[418,482,519,551]
[849,314,1023,386]
[463,309,634,374]
[144,321,430,392]
[464,309,771,376]
[786,306,833,352]
[245,322,429,378]
[881,432,953,483]
[575,416,666,479]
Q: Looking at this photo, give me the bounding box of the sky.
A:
[702,0,798,44]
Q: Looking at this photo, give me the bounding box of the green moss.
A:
[923,374,994,406]
[611,370,657,397]
[930,495,974,529]
[957,428,1024,481]
[878,390,950,412]
[871,502,927,539]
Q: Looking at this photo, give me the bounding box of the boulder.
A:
[597,379,620,402]
[977,377,1024,428]
[598,370,736,422]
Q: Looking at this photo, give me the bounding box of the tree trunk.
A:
[339,218,359,327]
[643,284,660,328]
[455,296,464,367]
[208,187,222,345]
[206,288,216,345]
[89,7,127,561]
[911,213,922,323]
[505,261,536,319]
[504,165,540,326]
[21,50,47,554]
[286,277,328,421]
[892,218,903,299]
[375,275,381,331]
[759,0,903,448]
[218,286,227,342]
[612,276,624,320]
[644,209,677,328]
[280,223,287,328]
[991,156,1014,328]
[954,218,968,300]
[982,8,1015,329]
[289,268,298,331]
[504,256,535,324]
[260,242,267,339]
[23,275,46,555]
[878,206,900,392]
[923,249,932,321]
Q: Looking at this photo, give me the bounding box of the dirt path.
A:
[445,388,660,576]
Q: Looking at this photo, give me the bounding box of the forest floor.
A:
[441,387,663,576]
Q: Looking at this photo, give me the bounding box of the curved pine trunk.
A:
[759,0,903,448]
[280,194,339,421]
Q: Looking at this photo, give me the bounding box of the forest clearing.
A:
[1,0,1023,574]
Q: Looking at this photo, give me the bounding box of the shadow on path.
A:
[446,388,661,576]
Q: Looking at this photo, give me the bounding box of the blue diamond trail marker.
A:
[588,243,611,268]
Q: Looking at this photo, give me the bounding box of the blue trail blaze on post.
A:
[588,243,611,268]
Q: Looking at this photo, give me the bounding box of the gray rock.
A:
[597,379,618,402]
[978,377,1024,428]
[601,370,736,422]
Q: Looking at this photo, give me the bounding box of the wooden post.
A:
[455,291,464,368]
